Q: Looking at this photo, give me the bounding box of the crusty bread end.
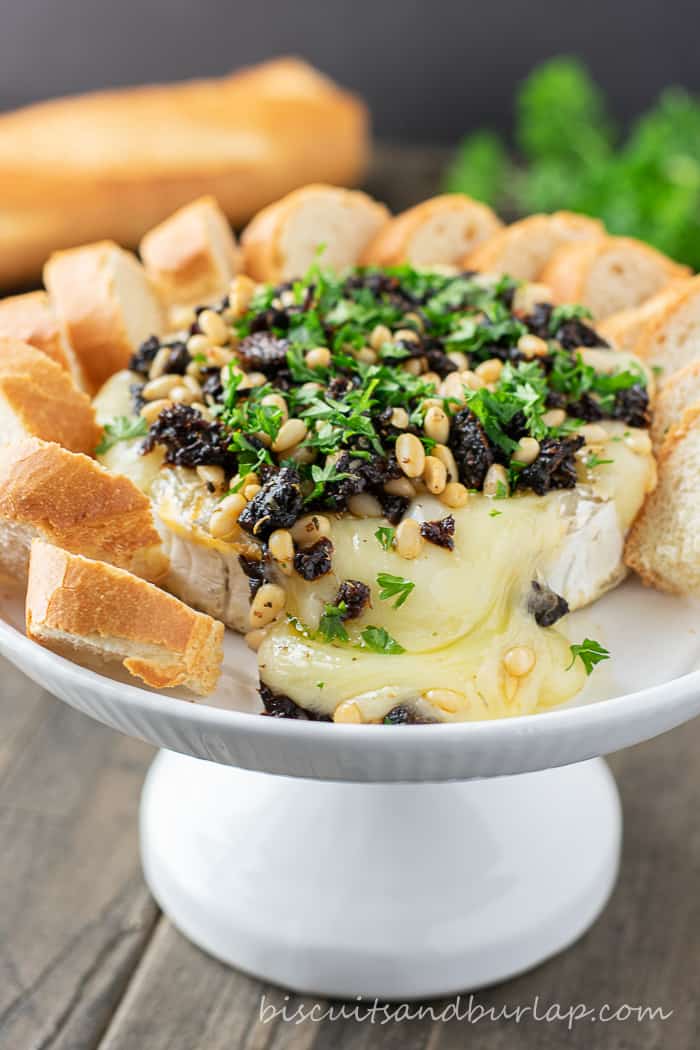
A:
[464,211,603,280]
[650,360,700,451]
[0,291,87,390]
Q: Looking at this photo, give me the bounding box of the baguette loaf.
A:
[0,437,167,584]
[241,184,389,282]
[26,540,223,695]
[463,211,603,280]
[140,196,240,313]
[540,236,690,319]
[0,338,100,452]
[0,292,87,389]
[44,241,164,393]
[0,58,369,288]
[650,361,700,451]
[361,194,502,268]
[625,405,700,595]
[633,274,700,376]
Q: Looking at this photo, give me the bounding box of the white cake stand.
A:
[1,578,698,1000]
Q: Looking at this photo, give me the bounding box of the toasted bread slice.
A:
[0,338,100,452]
[0,291,87,390]
[464,212,603,280]
[140,196,240,313]
[0,438,167,584]
[597,280,691,353]
[44,241,164,393]
[625,405,700,595]
[26,540,223,695]
[541,236,690,319]
[241,184,389,282]
[633,274,700,377]
[650,361,700,451]
[361,193,502,268]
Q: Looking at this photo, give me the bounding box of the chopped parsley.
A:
[548,303,593,333]
[376,573,415,609]
[318,603,349,644]
[375,526,396,552]
[489,509,502,517]
[567,638,611,675]
[96,415,148,454]
[585,452,614,469]
[360,626,405,654]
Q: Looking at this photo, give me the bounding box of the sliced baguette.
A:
[361,193,502,268]
[241,184,389,282]
[140,196,240,313]
[0,58,369,288]
[650,361,700,451]
[0,291,87,390]
[0,437,167,584]
[625,404,700,595]
[633,274,700,377]
[463,211,603,280]
[0,338,100,452]
[597,280,690,353]
[26,540,223,695]
[540,236,690,319]
[44,241,164,393]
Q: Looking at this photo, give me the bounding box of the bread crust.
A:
[26,540,223,695]
[0,58,369,288]
[463,211,603,279]
[241,184,389,282]
[0,338,100,452]
[0,437,167,582]
[650,360,700,450]
[361,193,502,267]
[140,196,240,309]
[44,241,164,392]
[598,280,690,353]
[0,291,87,389]
[633,273,700,369]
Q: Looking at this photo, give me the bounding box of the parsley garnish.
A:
[95,416,148,455]
[375,526,396,551]
[360,626,405,654]
[586,452,614,468]
[376,573,415,609]
[489,509,502,517]
[305,461,352,503]
[548,303,593,333]
[318,603,349,644]
[567,638,611,675]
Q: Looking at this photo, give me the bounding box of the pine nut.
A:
[187,334,212,356]
[439,372,467,403]
[299,382,323,397]
[196,465,226,492]
[396,433,426,478]
[433,444,458,482]
[483,463,510,497]
[513,436,541,465]
[140,398,172,423]
[229,275,257,317]
[241,472,260,488]
[355,346,378,364]
[404,311,424,332]
[239,371,267,390]
[186,359,204,378]
[243,483,262,501]
[624,430,652,455]
[394,328,420,344]
[422,371,442,388]
[462,369,485,390]
[396,518,423,559]
[287,444,317,465]
[543,408,566,428]
[348,493,383,518]
[244,628,268,651]
[199,309,229,345]
[182,373,203,397]
[305,346,331,369]
[333,701,363,724]
[518,334,549,358]
[268,529,295,574]
[148,346,173,380]
[423,688,464,714]
[402,357,425,376]
[390,407,409,429]
[439,482,469,508]
[384,477,416,499]
[272,418,308,453]
[170,306,196,330]
[448,351,469,370]
[209,493,246,538]
[370,324,392,351]
[141,374,182,400]
[208,347,235,368]
[475,357,504,384]
[503,645,536,677]
[169,384,195,404]
[291,514,331,547]
[424,405,450,444]
[512,283,552,315]
[261,393,289,422]
[423,456,447,494]
[249,583,286,628]
[580,424,609,445]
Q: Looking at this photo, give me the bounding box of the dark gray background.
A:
[0,0,697,142]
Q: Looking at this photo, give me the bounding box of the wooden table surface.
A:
[1,150,699,1049]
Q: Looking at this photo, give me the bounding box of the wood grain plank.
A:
[0,681,158,1050]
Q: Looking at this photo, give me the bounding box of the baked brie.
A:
[94,266,656,723]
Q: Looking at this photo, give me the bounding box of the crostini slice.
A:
[633,274,700,377]
[44,241,164,393]
[26,540,223,696]
[650,360,700,451]
[0,338,100,452]
[361,193,502,268]
[241,184,389,282]
[625,404,700,596]
[463,211,603,281]
[0,437,167,584]
[541,235,690,319]
[140,196,240,315]
[0,291,87,390]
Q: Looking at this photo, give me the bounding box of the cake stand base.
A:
[140,750,621,1000]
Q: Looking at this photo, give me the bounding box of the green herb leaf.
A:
[375,526,396,552]
[567,638,611,675]
[95,415,148,455]
[360,626,405,655]
[489,509,502,517]
[585,453,614,469]
[318,603,349,644]
[376,572,415,609]
[548,303,593,333]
